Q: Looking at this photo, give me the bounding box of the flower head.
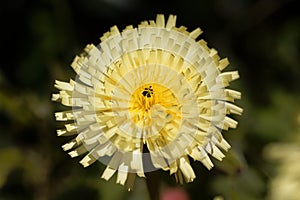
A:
[265,114,300,200]
[52,14,242,190]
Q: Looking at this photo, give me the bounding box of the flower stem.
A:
[146,171,160,200]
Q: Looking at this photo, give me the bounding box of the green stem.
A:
[145,171,160,200]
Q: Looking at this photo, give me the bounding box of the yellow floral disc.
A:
[52,14,243,190]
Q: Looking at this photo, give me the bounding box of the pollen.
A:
[129,83,182,132]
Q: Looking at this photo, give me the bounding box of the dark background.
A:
[0,0,299,199]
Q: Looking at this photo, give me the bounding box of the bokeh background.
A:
[0,0,299,199]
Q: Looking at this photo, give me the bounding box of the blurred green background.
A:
[0,0,299,199]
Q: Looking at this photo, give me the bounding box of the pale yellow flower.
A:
[52,14,242,190]
[265,114,300,200]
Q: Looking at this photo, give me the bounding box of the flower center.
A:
[129,83,181,128]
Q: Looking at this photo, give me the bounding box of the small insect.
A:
[142,85,153,98]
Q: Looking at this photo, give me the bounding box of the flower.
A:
[160,187,190,200]
[52,14,242,190]
[265,114,300,200]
